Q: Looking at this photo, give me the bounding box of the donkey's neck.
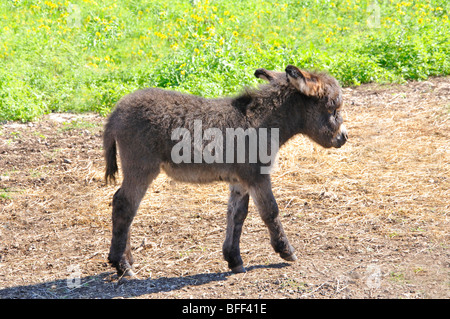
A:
[245,86,305,147]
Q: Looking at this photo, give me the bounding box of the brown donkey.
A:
[103,65,348,276]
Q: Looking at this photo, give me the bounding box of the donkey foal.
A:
[103,65,348,276]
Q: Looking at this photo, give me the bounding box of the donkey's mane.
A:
[231,81,296,116]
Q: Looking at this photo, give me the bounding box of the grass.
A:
[0,189,12,200]
[60,118,101,131]
[0,0,449,122]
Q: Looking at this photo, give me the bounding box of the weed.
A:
[413,267,426,274]
[60,119,100,132]
[389,271,407,283]
[0,188,12,200]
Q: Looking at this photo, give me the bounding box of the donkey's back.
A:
[107,87,245,134]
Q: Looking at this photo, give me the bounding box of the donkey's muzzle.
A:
[333,125,348,148]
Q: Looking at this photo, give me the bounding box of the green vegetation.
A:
[0,0,448,121]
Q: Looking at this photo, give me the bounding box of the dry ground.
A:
[0,78,449,299]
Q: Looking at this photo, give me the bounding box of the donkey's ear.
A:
[254,68,275,82]
[285,65,324,97]
[254,68,287,83]
[285,65,306,80]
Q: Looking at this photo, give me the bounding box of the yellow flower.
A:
[44,1,58,9]
[232,31,239,37]
[39,24,51,31]
[155,31,167,39]
[180,70,186,75]
[206,26,215,36]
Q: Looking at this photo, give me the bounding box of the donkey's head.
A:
[285,65,348,148]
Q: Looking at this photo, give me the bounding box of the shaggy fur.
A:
[104,65,348,276]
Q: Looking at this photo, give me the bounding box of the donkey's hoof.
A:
[116,268,136,279]
[123,268,136,277]
[281,253,297,262]
[231,265,246,274]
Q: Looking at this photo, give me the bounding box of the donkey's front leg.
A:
[250,177,297,262]
[223,184,250,273]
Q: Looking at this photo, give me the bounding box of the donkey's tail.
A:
[103,123,118,184]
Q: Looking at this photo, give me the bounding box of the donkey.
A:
[103,65,348,276]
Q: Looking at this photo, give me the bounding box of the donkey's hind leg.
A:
[222,184,250,273]
[108,163,160,277]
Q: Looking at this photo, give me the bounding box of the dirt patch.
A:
[0,78,449,299]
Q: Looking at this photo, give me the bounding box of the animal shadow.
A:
[0,262,290,299]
